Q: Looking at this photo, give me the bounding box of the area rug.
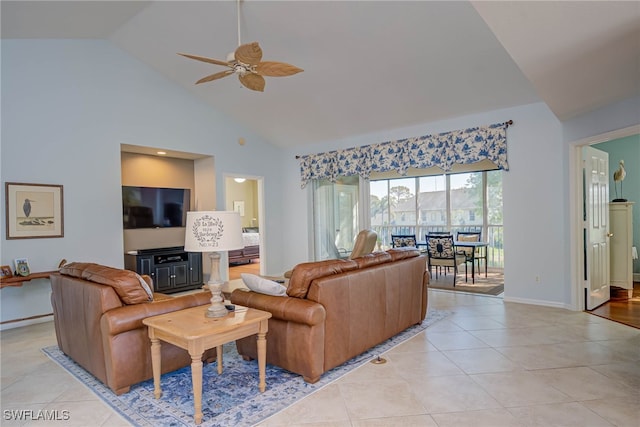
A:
[428,268,504,296]
[43,309,450,427]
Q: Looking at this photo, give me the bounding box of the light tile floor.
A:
[1,290,639,427]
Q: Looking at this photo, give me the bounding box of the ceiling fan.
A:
[178,1,303,92]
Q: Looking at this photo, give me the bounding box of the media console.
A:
[125,247,202,294]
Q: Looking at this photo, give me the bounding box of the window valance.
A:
[297,121,510,188]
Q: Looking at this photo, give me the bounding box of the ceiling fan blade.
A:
[196,70,233,84]
[235,42,262,66]
[239,73,265,92]
[256,61,304,77]
[178,53,231,67]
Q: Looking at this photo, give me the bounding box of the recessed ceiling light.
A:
[157,151,167,155]
[234,178,246,183]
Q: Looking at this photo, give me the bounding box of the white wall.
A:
[282,103,572,307]
[0,40,285,326]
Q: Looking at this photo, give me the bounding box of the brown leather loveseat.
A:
[50,262,215,395]
[231,247,428,383]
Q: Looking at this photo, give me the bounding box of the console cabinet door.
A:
[154,266,173,292]
[138,256,152,276]
[172,262,189,288]
[188,252,203,285]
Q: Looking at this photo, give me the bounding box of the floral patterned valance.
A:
[297,121,510,188]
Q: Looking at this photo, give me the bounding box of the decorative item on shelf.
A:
[13,258,30,277]
[184,211,244,318]
[0,265,13,279]
[612,159,627,202]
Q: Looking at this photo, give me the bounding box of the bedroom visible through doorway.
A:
[225,176,263,279]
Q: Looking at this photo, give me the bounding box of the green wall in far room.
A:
[594,134,640,275]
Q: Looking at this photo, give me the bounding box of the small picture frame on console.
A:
[14,258,30,277]
[0,265,13,279]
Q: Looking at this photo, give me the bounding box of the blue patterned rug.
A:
[43,309,449,427]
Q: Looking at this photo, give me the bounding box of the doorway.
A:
[570,125,640,312]
[225,176,264,279]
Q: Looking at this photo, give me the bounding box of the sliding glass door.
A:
[370,171,503,268]
[312,176,360,260]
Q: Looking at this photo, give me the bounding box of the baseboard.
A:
[502,295,573,310]
[634,273,640,282]
[0,314,53,331]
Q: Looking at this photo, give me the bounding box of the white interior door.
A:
[583,146,610,310]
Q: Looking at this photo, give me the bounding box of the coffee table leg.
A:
[216,345,223,374]
[257,330,267,392]
[190,354,203,425]
[150,337,162,399]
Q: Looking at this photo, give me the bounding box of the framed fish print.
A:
[5,182,64,239]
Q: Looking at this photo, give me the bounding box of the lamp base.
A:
[206,281,229,318]
[205,306,229,318]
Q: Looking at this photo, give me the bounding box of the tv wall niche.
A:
[121,151,197,252]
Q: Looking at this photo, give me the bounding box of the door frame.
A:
[570,124,640,311]
[223,174,265,276]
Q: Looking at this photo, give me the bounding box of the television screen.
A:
[122,186,190,229]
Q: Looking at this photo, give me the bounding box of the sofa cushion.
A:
[353,251,392,269]
[387,247,420,261]
[287,259,358,298]
[58,262,93,278]
[241,273,287,296]
[59,262,153,304]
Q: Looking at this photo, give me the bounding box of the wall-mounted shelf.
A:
[0,271,56,289]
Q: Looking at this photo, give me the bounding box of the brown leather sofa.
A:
[231,247,428,383]
[50,262,215,395]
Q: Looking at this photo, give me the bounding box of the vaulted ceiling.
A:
[3,1,639,148]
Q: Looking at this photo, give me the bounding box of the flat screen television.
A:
[122,186,190,229]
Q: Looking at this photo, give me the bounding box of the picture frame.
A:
[233,200,245,217]
[13,258,30,277]
[5,182,64,239]
[0,265,13,279]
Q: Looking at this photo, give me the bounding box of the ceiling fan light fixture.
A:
[177,1,302,91]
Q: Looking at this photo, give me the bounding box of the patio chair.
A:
[426,234,467,286]
[456,231,486,277]
[391,234,417,248]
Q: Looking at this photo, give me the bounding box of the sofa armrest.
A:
[230,289,325,326]
[101,291,211,335]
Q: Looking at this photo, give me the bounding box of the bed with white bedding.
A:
[228,231,260,264]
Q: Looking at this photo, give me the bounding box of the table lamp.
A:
[184,211,244,318]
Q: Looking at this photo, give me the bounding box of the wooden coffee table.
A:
[142,305,271,425]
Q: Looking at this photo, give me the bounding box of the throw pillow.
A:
[135,273,154,300]
[241,273,287,297]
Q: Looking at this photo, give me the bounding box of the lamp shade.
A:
[184,211,244,252]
